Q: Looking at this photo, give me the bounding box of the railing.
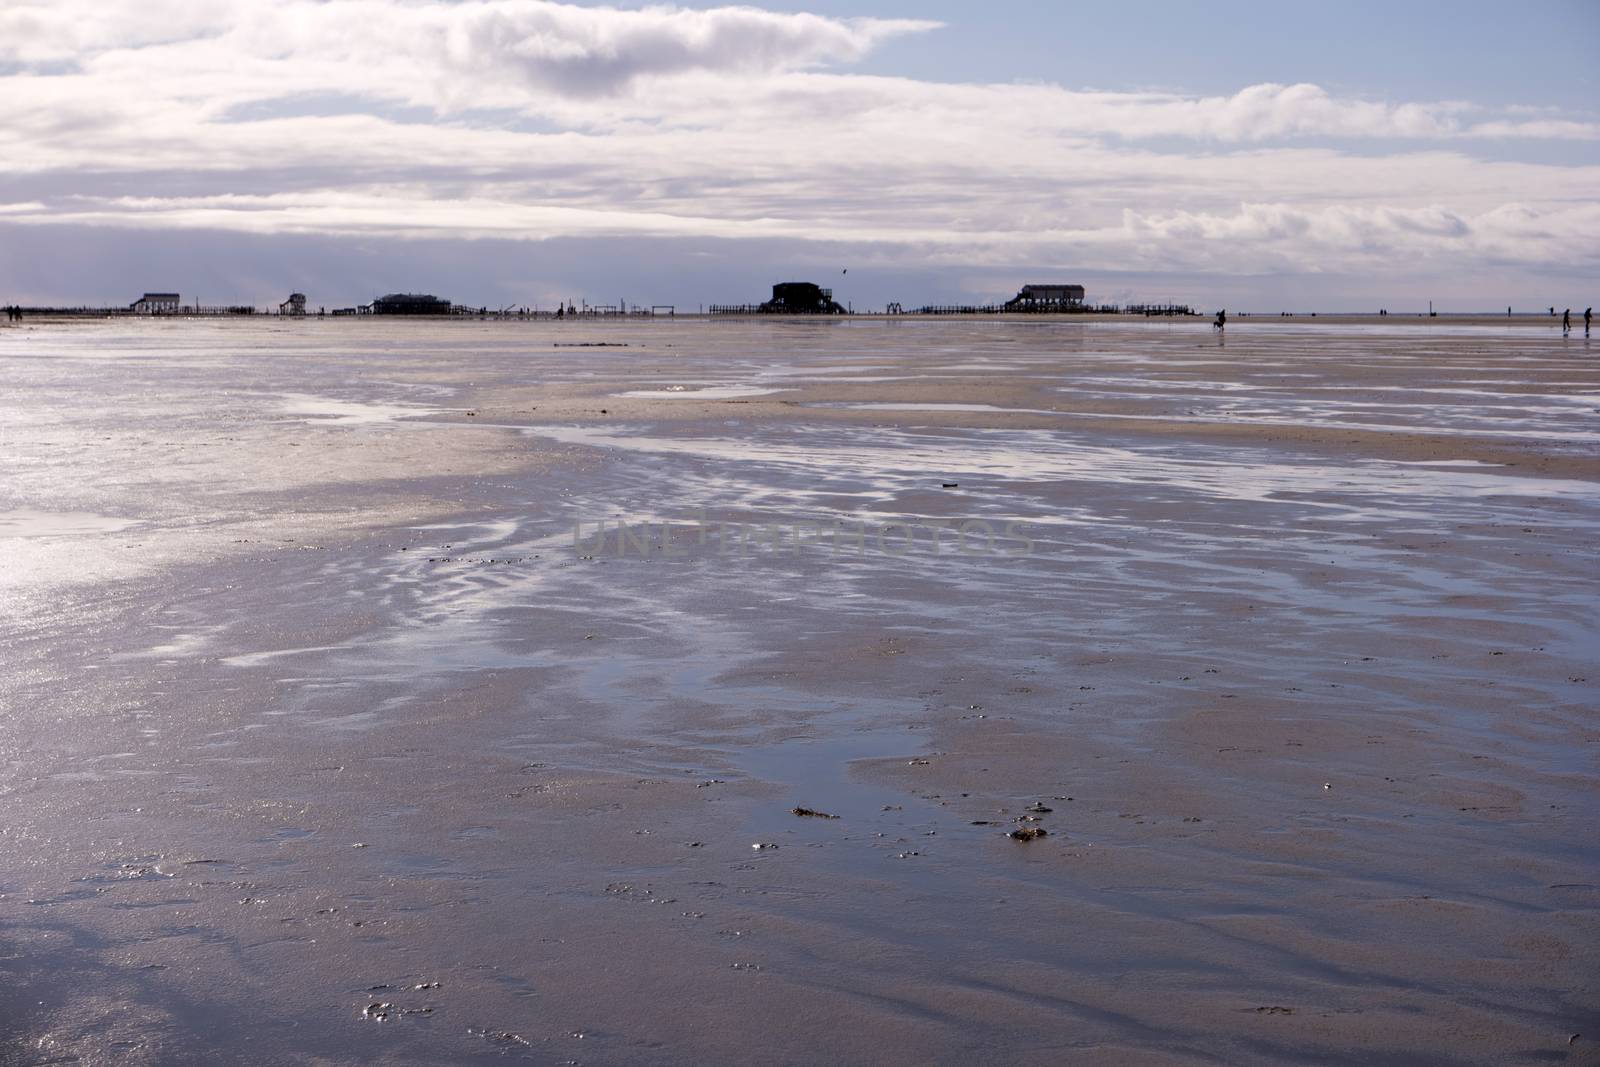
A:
[6,305,259,317]
[1123,304,1196,316]
[910,303,1196,316]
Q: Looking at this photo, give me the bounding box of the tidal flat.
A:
[1,316,1596,1065]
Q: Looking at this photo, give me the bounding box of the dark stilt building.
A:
[131,292,181,314]
[372,293,451,315]
[759,282,846,315]
[1004,284,1086,312]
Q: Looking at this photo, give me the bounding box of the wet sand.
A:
[1,317,1596,1065]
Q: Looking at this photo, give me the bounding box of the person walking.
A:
[1213,308,1226,332]
[1562,308,1571,336]
[1586,307,1592,337]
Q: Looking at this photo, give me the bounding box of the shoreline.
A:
[2,311,1589,328]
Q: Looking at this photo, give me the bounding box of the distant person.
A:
[1213,309,1226,331]
[1562,308,1571,336]
[1586,307,1592,336]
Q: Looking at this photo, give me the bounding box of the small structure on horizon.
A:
[709,281,846,315]
[279,292,307,316]
[759,282,845,314]
[131,292,180,314]
[372,293,451,315]
[1005,284,1085,312]
[761,281,851,315]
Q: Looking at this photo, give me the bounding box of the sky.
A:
[1,0,1597,312]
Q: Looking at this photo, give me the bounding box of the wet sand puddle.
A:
[277,392,444,425]
[615,385,790,400]
[0,510,142,538]
[179,405,1597,1050]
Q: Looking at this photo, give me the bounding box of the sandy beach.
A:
[1,316,1596,1065]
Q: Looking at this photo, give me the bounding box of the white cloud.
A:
[0,0,1596,293]
[0,1,236,63]
[4,1,939,101]
[5,189,1594,283]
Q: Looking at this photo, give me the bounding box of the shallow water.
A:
[1,317,1597,1065]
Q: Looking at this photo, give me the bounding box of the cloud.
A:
[1106,201,1600,273]
[1085,83,1482,142]
[4,1,939,101]
[3,2,1588,138]
[0,1,236,64]
[6,190,1595,283]
[0,1,1596,301]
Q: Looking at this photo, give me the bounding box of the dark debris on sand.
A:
[791,806,839,819]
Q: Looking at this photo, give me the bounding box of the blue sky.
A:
[0,0,1596,311]
[775,1,1599,108]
